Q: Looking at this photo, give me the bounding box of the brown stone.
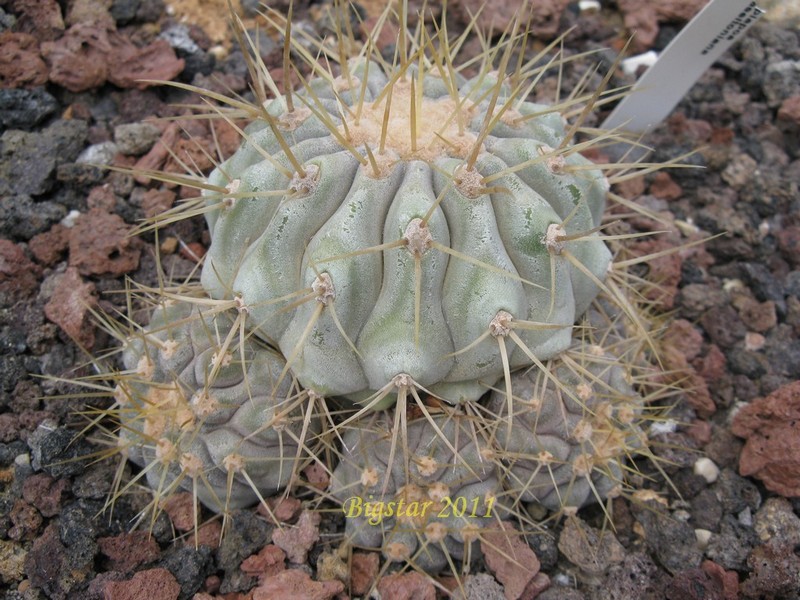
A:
[377,571,436,600]
[0,239,41,300]
[732,381,800,496]
[141,188,176,220]
[241,545,286,580]
[98,531,161,573]
[257,496,302,524]
[68,208,141,276]
[649,172,683,200]
[351,551,379,596]
[102,568,181,600]
[449,0,570,38]
[160,492,196,532]
[106,35,185,90]
[43,267,98,349]
[29,224,70,266]
[252,569,344,600]
[41,24,111,93]
[778,95,800,126]
[481,520,541,600]
[0,32,49,88]
[7,0,64,42]
[21,473,69,518]
[271,510,321,564]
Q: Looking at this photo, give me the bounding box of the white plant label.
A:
[602,0,765,134]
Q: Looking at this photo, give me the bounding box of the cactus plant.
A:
[113,296,320,513]
[68,0,695,586]
[197,21,613,408]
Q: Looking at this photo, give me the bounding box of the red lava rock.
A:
[731,294,777,333]
[160,492,196,532]
[302,463,329,490]
[102,567,181,600]
[481,520,542,600]
[134,122,181,183]
[732,381,800,496]
[8,499,43,541]
[778,95,800,126]
[25,523,70,597]
[65,0,115,28]
[87,184,118,212]
[29,224,71,266]
[252,568,344,600]
[686,419,712,446]
[241,545,286,580]
[377,571,436,600]
[666,567,729,600]
[628,237,683,309]
[106,35,184,90]
[42,25,184,93]
[0,413,19,443]
[7,0,64,41]
[186,519,222,549]
[617,0,706,52]
[21,473,69,518]
[776,225,800,267]
[612,175,646,200]
[141,188,176,220]
[449,0,570,38]
[44,266,98,348]
[271,510,321,564]
[98,531,161,573]
[700,560,739,600]
[649,172,683,201]
[0,238,42,300]
[257,496,302,524]
[350,551,380,596]
[41,24,110,93]
[694,344,726,382]
[0,32,49,88]
[662,319,703,362]
[69,208,141,276]
[740,538,800,598]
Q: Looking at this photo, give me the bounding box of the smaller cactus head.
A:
[110,295,322,525]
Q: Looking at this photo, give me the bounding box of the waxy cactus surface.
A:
[200,57,611,406]
[117,300,317,510]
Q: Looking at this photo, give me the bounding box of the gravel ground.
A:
[1,0,799,598]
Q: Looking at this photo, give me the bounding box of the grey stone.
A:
[0,88,59,130]
[113,122,161,155]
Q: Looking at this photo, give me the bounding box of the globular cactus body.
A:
[116,300,316,510]
[201,61,611,406]
[330,414,501,572]
[487,343,646,511]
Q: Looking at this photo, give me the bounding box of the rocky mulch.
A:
[1,0,799,598]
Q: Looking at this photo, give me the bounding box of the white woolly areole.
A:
[403,218,433,257]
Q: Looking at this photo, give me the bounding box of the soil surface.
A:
[1,0,800,599]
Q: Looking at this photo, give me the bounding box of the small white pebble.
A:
[621,51,658,76]
[61,209,82,228]
[745,332,766,351]
[694,457,720,483]
[723,278,745,292]
[578,0,601,12]
[695,528,712,550]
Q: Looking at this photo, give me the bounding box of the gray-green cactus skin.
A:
[116,300,316,510]
[487,344,646,511]
[200,59,611,406]
[330,414,502,572]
